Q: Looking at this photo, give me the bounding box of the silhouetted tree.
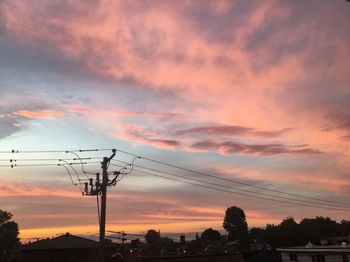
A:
[341,220,350,236]
[145,229,161,245]
[195,232,200,242]
[195,232,202,248]
[201,228,221,242]
[105,238,112,244]
[257,216,349,248]
[250,227,267,244]
[265,217,300,247]
[223,206,249,250]
[131,239,140,249]
[280,217,299,245]
[0,210,19,259]
[161,237,173,249]
[299,216,340,244]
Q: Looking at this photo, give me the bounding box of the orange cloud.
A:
[18,206,283,241]
[0,181,80,198]
[13,110,65,119]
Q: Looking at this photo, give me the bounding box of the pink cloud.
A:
[0,1,305,96]
[117,123,180,149]
[3,0,345,189]
[109,121,321,156]
[1,1,348,157]
[209,0,234,16]
[215,165,350,196]
[0,0,349,238]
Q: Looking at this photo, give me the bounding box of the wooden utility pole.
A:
[98,150,116,262]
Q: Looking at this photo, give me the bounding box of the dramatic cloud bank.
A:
[0,0,349,239]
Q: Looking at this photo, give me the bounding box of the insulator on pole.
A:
[96,173,100,185]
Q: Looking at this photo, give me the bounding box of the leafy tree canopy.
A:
[201,228,221,241]
[223,206,249,239]
[251,216,350,248]
[0,210,19,257]
[223,206,249,250]
[145,229,161,245]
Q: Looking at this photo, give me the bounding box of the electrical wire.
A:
[75,161,102,165]
[0,149,114,154]
[110,161,350,209]
[106,156,139,186]
[58,164,76,186]
[10,163,60,167]
[97,194,101,227]
[111,162,350,210]
[0,157,101,162]
[0,162,99,168]
[114,149,350,207]
[121,156,140,175]
[130,167,350,212]
[107,231,144,237]
[58,163,84,192]
[2,147,348,210]
[66,151,91,178]
[59,160,82,182]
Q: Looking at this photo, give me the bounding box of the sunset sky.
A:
[0,0,350,241]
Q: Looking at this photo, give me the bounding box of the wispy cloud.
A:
[112,122,319,155]
[190,141,322,156]
[0,115,22,139]
[175,125,292,138]
[323,113,350,140]
[13,109,65,119]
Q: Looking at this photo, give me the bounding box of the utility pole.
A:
[121,231,125,256]
[98,149,116,262]
[99,157,108,261]
[81,149,121,262]
[105,231,126,256]
[121,231,125,246]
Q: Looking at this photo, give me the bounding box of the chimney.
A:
[180,234,186,245]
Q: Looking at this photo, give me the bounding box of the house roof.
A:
[21,233,99,250]
[278,245,350,253]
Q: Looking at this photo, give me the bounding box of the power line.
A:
[1,148,348,208]
[9,163,61,167]
[58,164,85,193]
[110,162,350,210]
[114,149,350,207]
[58,164,76,186]
[59,161,83,182]
[0,157,102,162]
[0,161,102,168]
[110,160,350,209]
[129,167,350,212]
[67,151,95,179]
[107,231,144,237]
[0,148,121,262]
[0,149,114,154]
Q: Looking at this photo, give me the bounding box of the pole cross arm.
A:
[107,149,116,162]
[108,171,121,186]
